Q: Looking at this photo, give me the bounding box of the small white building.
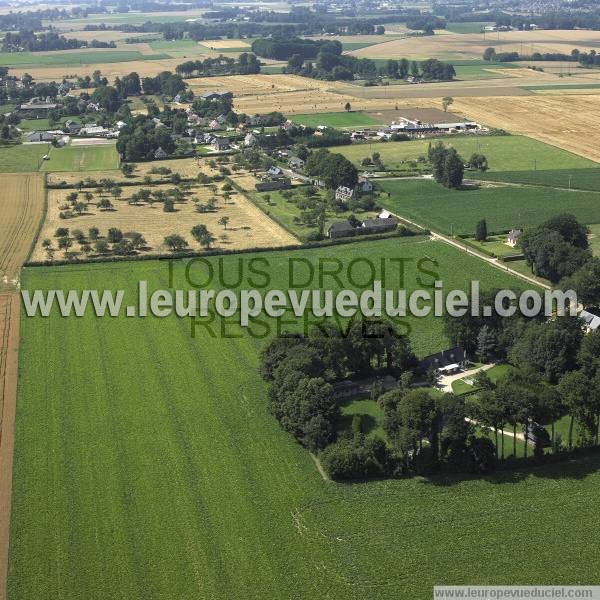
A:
[244,133,257,147]
[335,186,355,203]
[506,229,522,248]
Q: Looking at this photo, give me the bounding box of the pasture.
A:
[0,144,50,173]
[331,135,599,174]
[289,111,384,128]
[377,179,600,236]
[10,244,600,599]
[0,50,170,68]
[40,143,120,172]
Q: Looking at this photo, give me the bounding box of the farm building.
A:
[357,176,373,193]
[154,147,168,159]
[255,179,292,192]
[200,91,233,102]
[244,133,258,147]
[18,100,58,116]
[328,221,356,239]
[361,218,397,235]
[26,131,56,143]
[267,166,283,179]
[63,120,81,134]
[506,229,522,247]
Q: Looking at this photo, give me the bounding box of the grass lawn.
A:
[290,111,384,129]
[339,398,386,441]
[377,179,600,236]
[40,143,120,172]
[452,364,514,396]
[248,188,378,242]
[0,50,169,68]
[17,116,82,133]
[12,247,600,599]
[0,143,50,172]
[331,135,599,174]
[462,234,521,258]
[589,224,600,256]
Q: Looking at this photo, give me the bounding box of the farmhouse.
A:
[244,133,257,147]
[63,120,81,134]
[357,176,373,193]
[26,131,56,143]
[420,347,469,375]
[288,156,305,170]
[267,165,283,179]
[201,91,233,102]
[154,147,168,159]
[506,229,522,247]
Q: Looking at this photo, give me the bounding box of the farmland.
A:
[377,179,600,236]
[40,143,120,172]
[331,135,598,174]
[0,50,170,68]
[0,145,50,173]
[11,244,600,600]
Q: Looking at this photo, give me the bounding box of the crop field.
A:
[444,22,494,34]
[40,143,120,172]
[289,111,384,128]
[349,29,600,61]
[331,135,598,173]
[0,174,45,281]
[377,179,600,236]
[474,168,600,191]
[451,95,600,163]
[11,243,600,600]
[0,50,170,68]
[0,145,50,173]
[33,182,297,261]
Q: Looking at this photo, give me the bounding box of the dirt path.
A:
[0,293,20,600]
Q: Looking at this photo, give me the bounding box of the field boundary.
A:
[23,174,48,265]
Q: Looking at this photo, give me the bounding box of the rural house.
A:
[361,218,397,235]
[327,221,356,239]
[26,131,57,143]
[212,137,230,152]
[255,178,291,192]
[288,156,305,170]
[154,147,168,159]
[357,176,373,193]
[506,229,522,247]
[419,347,469,376]
[267,166,283,179]
[63,120,81,134]
[244,133,257,147]
[580,310,600,333]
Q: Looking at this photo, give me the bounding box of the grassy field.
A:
[377,179,600,236]
[11,245,600,599]
[17,117,82,133]
[0,50,169,68]
[290,111,384,128]
[40,143,120,172]
[462,234,523,258]
[522,83,600,92]
[0,144,50,172]
[474,168,600,191]
[331,135,599,174]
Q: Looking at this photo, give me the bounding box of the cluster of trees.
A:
[428,141,464,189]
[287,50,379,81]
[175,53,260,78]
[304,148,358,189]
[484,47,600,68]
[251,37,342,61]
[116,113,177,161]
[1,30,115,52]
[520,214,592,283]
[260,319,415,452]
[140,71,186,97]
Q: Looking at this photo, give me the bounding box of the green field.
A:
[331,135,599,174]
[290,111,384,129]
[148,39,203,56]
[0,50,170,68]
[40,143,120,172]
[11,243,600,599]
[474,168,600,191]
[17,117,82,133]
[522,83,600,92]
[377,179,600,236]
[462,234,523,258]
[0,143,50,172]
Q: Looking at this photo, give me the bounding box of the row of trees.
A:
[1,30,114,52]
[176,53,261,78]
